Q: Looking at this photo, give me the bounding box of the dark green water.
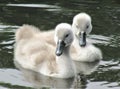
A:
[0,0,120,89]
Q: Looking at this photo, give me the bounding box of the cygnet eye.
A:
[86,25,89,29]
[65,34,69,38]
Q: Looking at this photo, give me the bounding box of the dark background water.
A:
[0,0,120,89]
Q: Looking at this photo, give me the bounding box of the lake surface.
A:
[0,0,120,89]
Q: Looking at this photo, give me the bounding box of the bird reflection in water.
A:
[14,60,99,89]
[73,60,100,88]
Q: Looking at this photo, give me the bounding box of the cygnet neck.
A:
[62,45,71,56]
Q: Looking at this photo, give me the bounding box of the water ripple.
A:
[0,69,32,87]
[6,4,60,9]
[88,34,111,45]
[0,40,14,45]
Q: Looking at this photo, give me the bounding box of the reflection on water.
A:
[0,69,32,88]
[0,0,120,89]
[19,69,75,89]
[6,4,60,8]
[14,60,99,89]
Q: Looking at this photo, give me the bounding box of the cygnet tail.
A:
[15,24,40,42]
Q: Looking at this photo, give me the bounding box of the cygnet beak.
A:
[56,40,65,56]
[79,31,86,47]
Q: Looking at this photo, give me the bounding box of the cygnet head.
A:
[72,13,92,47]
[54,23,74,56]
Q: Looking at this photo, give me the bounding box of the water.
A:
[0,0,120,89]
